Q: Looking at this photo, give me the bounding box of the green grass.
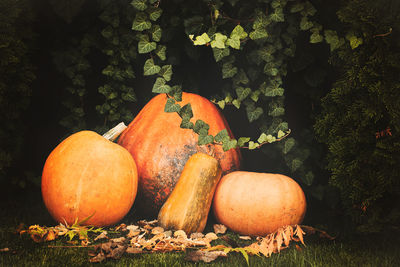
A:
[1,188,400,267]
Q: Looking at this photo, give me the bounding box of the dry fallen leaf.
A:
[45,230,57,242]
[173,230,187,239]
[185,250,227,263]
[190,232,204,239]
[89,251,106,263]
[164,230,172,237]
[294,225,306,245]
[205,232,218,241]
[107,244,127,259]
[151,226,164,235]
[239,236,252,240]
[300,225,336,240]
[94,231,108,241]
[213,224,227,235]
[110,237,126,243]
[126,225,139,231]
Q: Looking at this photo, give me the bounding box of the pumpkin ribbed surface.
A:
[118,93,241,215]
[212,171,306,236]
[42,131,138,226]
[158,153,222,234]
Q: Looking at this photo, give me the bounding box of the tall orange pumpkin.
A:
[118,92,241,214]
[42,124,138,226]
[212,171,306,236]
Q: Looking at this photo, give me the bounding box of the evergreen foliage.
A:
[315,0,400,232]
[0,0,36,185]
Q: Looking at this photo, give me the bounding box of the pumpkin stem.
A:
[102,122,128,142]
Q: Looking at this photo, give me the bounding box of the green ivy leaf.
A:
[198,135,214,145]
[270,8,284,22]
[302,171,314,186]
[300,16,313,31]
[283,137,295,154]
[215,129,230,142]
[236,87,251,101]
[253,11,270,29]
[211,33,227,49]
[248,141,259,149]
[271,0,283,9]
[131,0,147,11]
[148,7,163,21]
[180,117,194,129]
[324,30,342,51]
[213,47,230,62]
[257,133,268,143]
[224,94,233,103]
[122,92,136,102]
[310,32,323,43]
[230,25,248,40]
[222,63,238,79]
[249,28,268,40]
[291,158,302,172]
[155,45,167,60]
[264,86,284,97]
[222,139,237,151]
[159,65,172,81]
[226,37,240,50]
[233,69,249,85]
[178,103,193,119]
[346,34,363,49]
[217,100,225,109]
[191,33,211,45]
[232,99,241,109]
[164,98,181,113]
[302,1,317,16]
[143,58,161,76]
[246,106,263,122]
[251,90,261,102]
[237,137,250,147]
[169,85,182,101]
[290,2,304,13]
[152,77,171,93]
[269,107,285,117]
[102,65,114,77]
[138,39,157,54]
[194,119,210,136]
[264,65,279,76]
[277,130,285,138]
[151,25,162,42]
[132,12,151,31]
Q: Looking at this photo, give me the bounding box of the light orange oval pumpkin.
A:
[212,171,306,236]
[118,92,241,215]
[42,126,138,226]
[158,153,222,234]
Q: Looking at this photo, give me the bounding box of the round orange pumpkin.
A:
[118,92,241,215]
[42,125,138,226]
[212,171,306,236]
